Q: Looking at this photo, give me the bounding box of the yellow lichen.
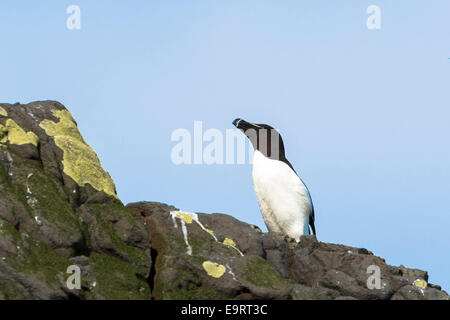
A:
[0,119,39,146]
[205,228,215,235]
[222,237,243,256]
[176,212,193,224]
[0,107,8,117]
[39,109,117,198]
[202,261,226,278]
[223,238,236,247]
[414,279,427,289]
[0,125,6,143]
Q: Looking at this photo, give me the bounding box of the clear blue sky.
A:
[1,1,449,292]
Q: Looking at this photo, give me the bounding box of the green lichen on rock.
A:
[39,109,117,198]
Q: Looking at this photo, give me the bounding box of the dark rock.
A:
[126,201,449,300]
[0,101,448,300]
[0,101,150,300]
[391,285,449,300]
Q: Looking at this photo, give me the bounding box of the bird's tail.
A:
[309,219,316,236]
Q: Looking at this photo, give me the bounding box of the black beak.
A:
[232,118,243,128]
[233,118,255,130]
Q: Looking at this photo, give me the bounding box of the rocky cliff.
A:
[0,101,448,300]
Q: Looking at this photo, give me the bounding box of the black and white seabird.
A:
[233,118,316,242]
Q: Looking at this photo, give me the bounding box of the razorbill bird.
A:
[233,118,316,241]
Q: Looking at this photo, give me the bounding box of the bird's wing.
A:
[279,157,316,236]
[308,198,316,236]
[301,182,316,236]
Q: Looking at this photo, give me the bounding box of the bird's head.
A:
[232,118,286,160]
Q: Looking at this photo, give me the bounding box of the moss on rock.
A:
[0,219,71,291]
[0,102,151,300]
[87,252,150,300]
[242,255,291,290]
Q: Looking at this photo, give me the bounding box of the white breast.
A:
[252,150,312,241]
